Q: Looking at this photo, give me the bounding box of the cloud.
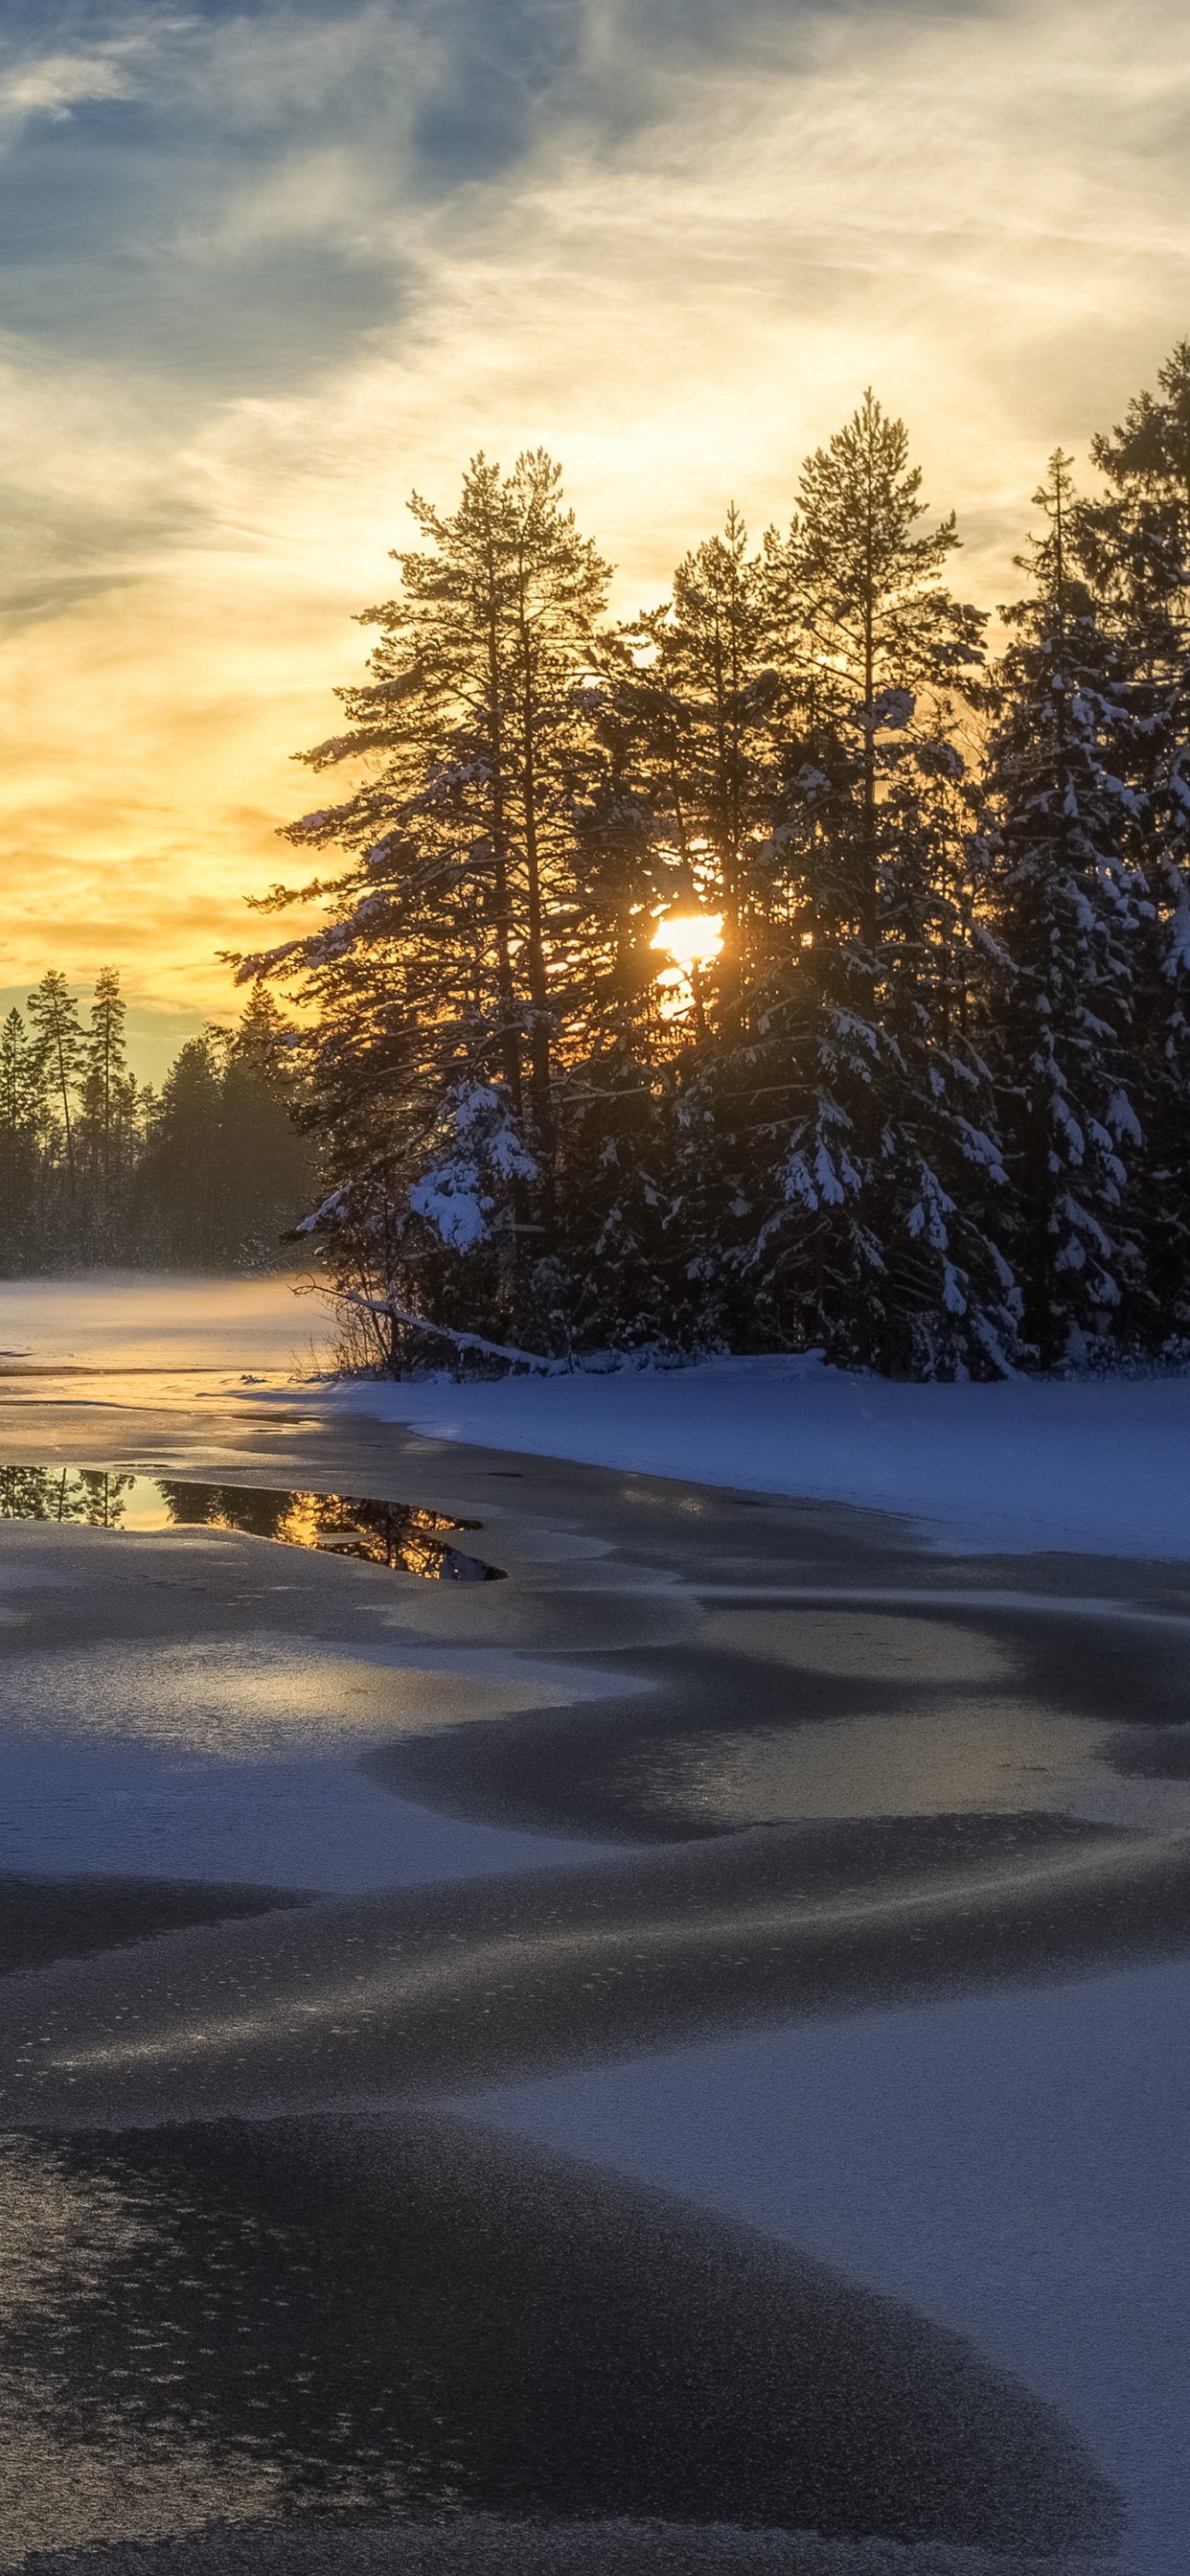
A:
[0,2,994,398]
[0,0,1187,1011]
[0,49,139,122]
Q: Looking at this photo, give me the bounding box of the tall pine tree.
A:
[237,451,610,1353]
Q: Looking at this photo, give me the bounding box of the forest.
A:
[235,344,1190,1379]
[0,974,316,1275]
[11,351,1190,1368]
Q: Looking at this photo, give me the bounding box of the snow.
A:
[0,1623,626,1894]
[467,1956,1190,2576]
[2,1274,1185,1558]
[276,1353,1190,1558]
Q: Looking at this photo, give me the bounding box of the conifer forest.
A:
[14,348,1190,1375]
[231,347,1190,1378]
[0,974,315,1275]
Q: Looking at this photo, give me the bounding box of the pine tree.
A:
[565,508,782,1352]
[986,451,1143,1365]
[77,967,139,1257]
[27,971,83,1184]
[236,451,610,1350]
[81,967,128,1137]
[620,507,773,1013]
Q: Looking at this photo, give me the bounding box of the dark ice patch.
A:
[0,2112,1120,2556]
[0,1872,309,1978]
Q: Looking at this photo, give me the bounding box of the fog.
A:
[0,1272,331,1380]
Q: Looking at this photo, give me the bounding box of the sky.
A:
[0,0,1188,1067]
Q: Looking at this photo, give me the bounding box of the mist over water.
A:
[0,1272,332,1384]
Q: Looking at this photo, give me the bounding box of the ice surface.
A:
[0,1736,606,1894]
[284,1353,1190,1556]
[467,1956,1190,2576]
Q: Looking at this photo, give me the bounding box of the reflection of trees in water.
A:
[154,1481,295,1542]
[0,2119,1117,2553]
[0,1467,503,1579]
[156,1484,501,1582]
[0,1466,136,1526]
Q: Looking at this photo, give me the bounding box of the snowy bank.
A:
[263,1355,1190,1559]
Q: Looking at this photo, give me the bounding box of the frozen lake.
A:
[469,1958,1190,2576]
[0,1274,1186,2573]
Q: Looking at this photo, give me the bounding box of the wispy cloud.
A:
[0,50,137,122]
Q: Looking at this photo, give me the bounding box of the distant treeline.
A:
[240,345,1190,1377]
[0,973,316,1276]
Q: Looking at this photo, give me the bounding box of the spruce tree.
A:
[0,1008,47,1270]
[137,1033,227,1268]
[752,394,1016,1374]
[1079,346,1190,1343]
[986,451,1143,1365]
[221,989,317,1266]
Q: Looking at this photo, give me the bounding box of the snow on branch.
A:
[341,1291,567,1374]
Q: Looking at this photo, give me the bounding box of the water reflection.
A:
[0,1469,505,1584]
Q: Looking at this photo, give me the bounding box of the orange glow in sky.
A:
[1,0,1187,1043]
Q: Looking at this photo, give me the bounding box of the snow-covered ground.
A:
[286,1353,1190,1559]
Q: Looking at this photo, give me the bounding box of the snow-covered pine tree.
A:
[567,508,785,1348]
[986,450,1144,1366]
[234,452,610,1358]
[750,393,1017,1375]
[618,507,774,1016]
[505,628,684,1352]
[1079,346,1190,1344]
